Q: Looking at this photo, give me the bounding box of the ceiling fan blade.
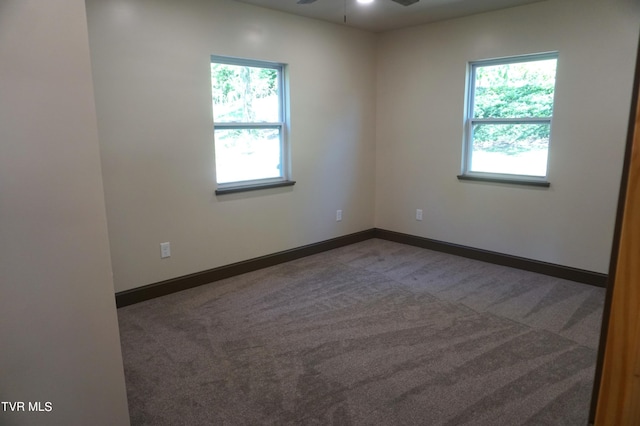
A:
[297,0,317,4]
[391,0,419,5]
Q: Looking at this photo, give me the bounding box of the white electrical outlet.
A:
[416,209,423,221]
[336,210,342,222]
[160,242,171,258]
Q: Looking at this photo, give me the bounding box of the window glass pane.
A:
[211,63,280,123]
[471,123,550,176]
[214,128,282,184]
[473,59,557,119]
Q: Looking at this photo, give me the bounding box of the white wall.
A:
[375,0,640,273]
[86,0,377,293]
[0,1,130,425]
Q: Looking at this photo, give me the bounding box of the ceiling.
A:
[234,0,546,33]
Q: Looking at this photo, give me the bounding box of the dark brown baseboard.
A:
[373,229,608,287]
[115,229,376,308]
[116,227,607,308]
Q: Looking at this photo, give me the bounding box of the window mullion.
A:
[470,117,552,125]
[214,122,284,129]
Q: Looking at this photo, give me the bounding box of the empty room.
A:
[2,0,639,425]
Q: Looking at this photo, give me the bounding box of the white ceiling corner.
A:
[233,0,547,32]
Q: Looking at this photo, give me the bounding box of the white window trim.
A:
[460,52,558,186]
[211,55,292,193]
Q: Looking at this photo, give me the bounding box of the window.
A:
[460,53,558,185]
[211,56,292,193]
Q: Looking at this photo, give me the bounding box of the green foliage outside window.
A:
[211,63,278,123]
[472,59,557,155]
